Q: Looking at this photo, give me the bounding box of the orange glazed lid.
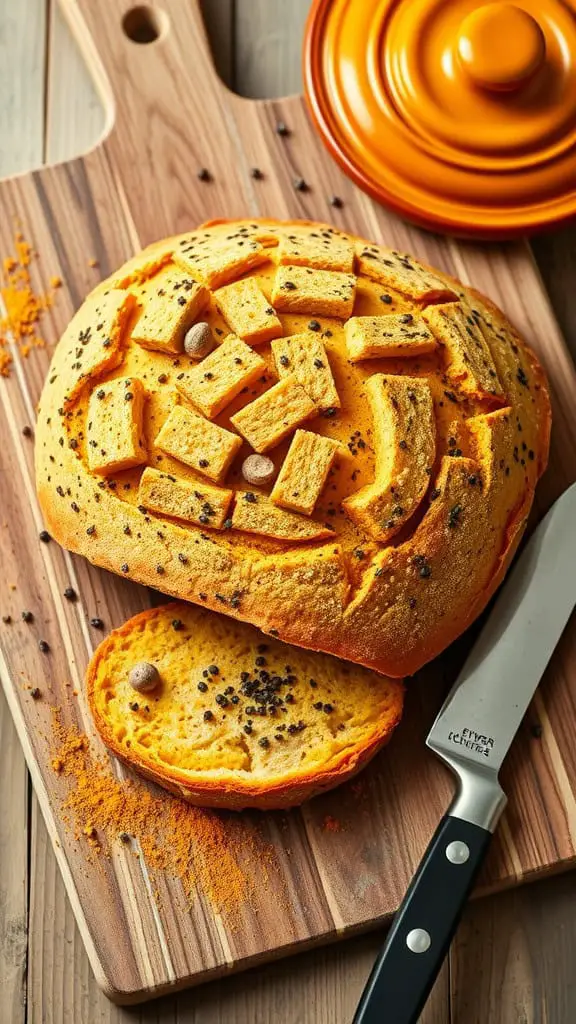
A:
[303,0,576,238]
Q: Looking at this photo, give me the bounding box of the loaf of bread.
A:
[87,603,404,809]
[36,219,551,677]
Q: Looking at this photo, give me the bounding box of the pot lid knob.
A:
[457,4,546,91]
[303,0,576,238]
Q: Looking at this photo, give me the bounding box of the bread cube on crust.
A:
[232,491,334,541]
[271,430,340,515]
[63,290,135,407]
[214,277,282,345]
[174,238,268,289]
[177,334,266,419]
[230,376,316,453]
[271,265,356,319]
[130,267,209,355]
[87,376,147,475]
[155,404,242,483]
[272,333,340,411]
[354,243,457,304]
[345,314,437,361]
[277,228,355,273]
[138,467,232,529]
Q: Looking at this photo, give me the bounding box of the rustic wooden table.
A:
[1,2,576,1021]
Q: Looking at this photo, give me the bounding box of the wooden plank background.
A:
[1,1,576,1020]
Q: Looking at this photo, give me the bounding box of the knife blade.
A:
[354,482,576,1024]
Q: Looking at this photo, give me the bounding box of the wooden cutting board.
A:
[1,0,576,1004]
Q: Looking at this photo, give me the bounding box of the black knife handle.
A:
[353,815,492,1024]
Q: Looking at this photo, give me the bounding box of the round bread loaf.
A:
[87,603,404,809]
[36,219,551,677]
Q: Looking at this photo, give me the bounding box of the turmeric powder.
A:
[50,716,264,919]
[0,232,60,376]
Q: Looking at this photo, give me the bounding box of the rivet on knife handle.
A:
[353,813,493,1024]
[353,482,576,1024]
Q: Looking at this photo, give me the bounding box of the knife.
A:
[353,482,576,1024]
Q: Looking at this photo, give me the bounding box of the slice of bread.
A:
[87,603,404,810]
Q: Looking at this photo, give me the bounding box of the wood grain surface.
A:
[2,0,576,1017]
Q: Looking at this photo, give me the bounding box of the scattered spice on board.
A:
[0,232,61,376]
[49,715,277,920]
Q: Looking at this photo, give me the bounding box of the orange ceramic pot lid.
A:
[303,0,576,238]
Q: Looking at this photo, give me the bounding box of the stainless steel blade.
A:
[427,483,576,789]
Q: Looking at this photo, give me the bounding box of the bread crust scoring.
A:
[35,219,551,677]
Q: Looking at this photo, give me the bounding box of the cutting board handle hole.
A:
[122,6,168,45]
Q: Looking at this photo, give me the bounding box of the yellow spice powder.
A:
[50,716,261,919]
[0,232,60,376]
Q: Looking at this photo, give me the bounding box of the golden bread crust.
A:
[87,603,404,809]
[36,219,551,678]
